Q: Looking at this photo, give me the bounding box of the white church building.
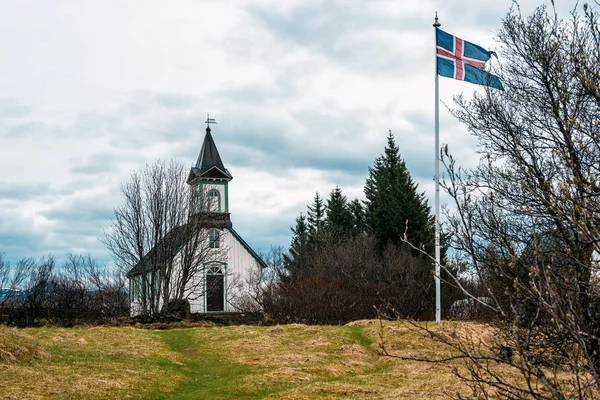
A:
[127,121,266,315]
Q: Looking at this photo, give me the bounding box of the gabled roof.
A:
[228,227,268,269]
[126,215,233,278]
[126,224,192,277]
[126,222,267,277]
[187,127,233,183]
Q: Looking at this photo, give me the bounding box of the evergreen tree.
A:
[325,185,353,235]
[290,214,309,252]
[364,131,435,252]
[306,192,326,235]
[281,213,309,282]
[348,198,365,235]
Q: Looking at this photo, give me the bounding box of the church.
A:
[127,119,266,316]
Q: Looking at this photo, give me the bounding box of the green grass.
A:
[0,321,480,399]
[343,325,374,349]
[156,328,286,399]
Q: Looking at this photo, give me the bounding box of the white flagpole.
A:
[433,13,441,323]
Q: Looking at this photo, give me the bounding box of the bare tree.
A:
[381,3,600,399]
[55,253,129,321]
[263,234,460,324]
[21,256,55,324]
[103,159,227,316]
[230,245,285,312]
[0,253,32,307]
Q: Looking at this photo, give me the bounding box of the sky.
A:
[0,0,581,266]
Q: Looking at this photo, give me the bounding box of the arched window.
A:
[209,229,220,248]
[206,265,224,312]
[207,266,223,275]
[207,189,220,212]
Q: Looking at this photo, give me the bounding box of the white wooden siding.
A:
[129,226,259,316]
[186,228,257,313]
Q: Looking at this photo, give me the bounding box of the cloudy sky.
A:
[0,0,578,266]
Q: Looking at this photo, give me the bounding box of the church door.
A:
[206,266,224,312]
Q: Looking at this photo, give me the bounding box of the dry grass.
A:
[0,320,503,399]
[0,326,185,399]
[0,326,49,364]
[346,320,478,399]
[184,321,479,399]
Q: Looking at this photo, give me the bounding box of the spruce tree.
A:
[306,192,326,235]
[364,131,435,252]
[325,185,353,235]
[282,213,309,282]
[348,198,365,235]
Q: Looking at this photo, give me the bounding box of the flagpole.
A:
[433,12,441,323]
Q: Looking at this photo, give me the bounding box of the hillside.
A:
[0,321,484,399]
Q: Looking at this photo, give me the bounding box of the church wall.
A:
[184,227,258,313]
[128,226,261,316]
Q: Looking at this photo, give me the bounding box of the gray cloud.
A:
[233,211,300,254]
[69,151,122,175]
[0,120,44,139]
[0,182,52,201]
[0,209,47,263]
[248,1,432,77]
[0,98,30,119]
[153,93,197,109]
[44,199,113,228]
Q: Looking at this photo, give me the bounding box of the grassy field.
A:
[0,320,485,399]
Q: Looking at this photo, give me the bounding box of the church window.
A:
[207,189,220,212]
[131,276,142,302]
[207,266,223,275]
[209,229,220,248]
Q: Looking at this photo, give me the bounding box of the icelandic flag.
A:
[436,28,504,90]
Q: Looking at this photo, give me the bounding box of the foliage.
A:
[265,235,452,323]
[281,214,310,283]
[348,198,366,236]
[364,131,435,252]
[306,192,326,234]
[271,131,455,323]
[325,185,354,236]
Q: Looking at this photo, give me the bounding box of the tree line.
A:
[0,252,128,326]
[261,132,463,324]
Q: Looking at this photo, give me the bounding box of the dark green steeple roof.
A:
[187,127,233,183]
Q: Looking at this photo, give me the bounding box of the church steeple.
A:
[187,117,233,183]
[187,116,232,220]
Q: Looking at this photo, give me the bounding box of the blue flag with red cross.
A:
[436,28,504,90]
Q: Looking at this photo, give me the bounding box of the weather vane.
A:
[433,11,440,28]
[205,113,217,128]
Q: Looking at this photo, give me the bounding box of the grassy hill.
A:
[0,320,484,399]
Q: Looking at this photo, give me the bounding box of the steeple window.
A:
[207,188,221,212]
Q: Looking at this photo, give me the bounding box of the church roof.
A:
[126,224,192,277]
[187,127,233,183]
[126,221,267,277]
